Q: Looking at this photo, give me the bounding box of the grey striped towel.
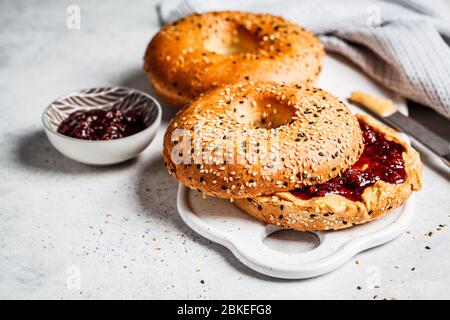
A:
[157,0,450,119]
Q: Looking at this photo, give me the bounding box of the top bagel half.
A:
[163,82,364,198]
[144,11,324,107]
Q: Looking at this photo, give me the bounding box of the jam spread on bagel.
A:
[57,108,146,140]
[292,120,407,201]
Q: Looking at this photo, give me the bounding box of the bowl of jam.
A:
[42,87,161,165]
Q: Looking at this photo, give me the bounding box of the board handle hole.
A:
[263,229,320,254]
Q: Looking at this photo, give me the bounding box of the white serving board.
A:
[176,53,413,279]
[178,184,414,279]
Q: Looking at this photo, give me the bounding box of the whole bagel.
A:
[163,82,364,198]
[234,115,422,231]
[144,11,324,107]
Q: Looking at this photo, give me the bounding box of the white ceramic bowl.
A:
[42,87,161,165]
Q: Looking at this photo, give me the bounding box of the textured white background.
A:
[0,0,449,299]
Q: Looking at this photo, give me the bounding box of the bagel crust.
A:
[234,114,422,231]
[144,11,324,107]
[163,82,364,198]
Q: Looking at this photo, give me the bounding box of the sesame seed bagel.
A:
[144,11,324,107]
[163,82,364,198]
[234,115,422,231]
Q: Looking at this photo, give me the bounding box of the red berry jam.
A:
[292,120,407,201]
[57,108,147,140]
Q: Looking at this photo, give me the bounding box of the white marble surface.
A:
[1,0,450,299]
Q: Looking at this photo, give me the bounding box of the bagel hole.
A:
[204,23,259,55]
[263,230,320,254]
[235,97,296,129]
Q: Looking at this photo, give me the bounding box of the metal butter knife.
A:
[349,92,450,168]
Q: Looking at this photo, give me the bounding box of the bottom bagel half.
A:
[234,115,422,231]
